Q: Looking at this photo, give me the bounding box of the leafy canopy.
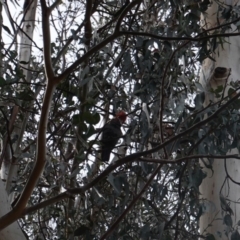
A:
[1,0,240,239]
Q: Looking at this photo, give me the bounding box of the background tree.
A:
[200,1,240,239]
[0,0,240,239]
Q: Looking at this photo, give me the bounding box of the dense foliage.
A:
[1,0,240,239]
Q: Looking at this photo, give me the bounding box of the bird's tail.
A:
[101,148,111,162]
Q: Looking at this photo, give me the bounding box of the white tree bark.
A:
[1,0,37,191]
[200,1,240,238]
[0,179,26,239]
[0,0,37,238]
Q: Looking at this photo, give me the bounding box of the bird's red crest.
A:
[116,110,127,123]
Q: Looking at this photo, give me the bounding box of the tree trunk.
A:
[2,0,38,193]
[0,0,37,238]
[200,1,240,238]
[0,180,26,239]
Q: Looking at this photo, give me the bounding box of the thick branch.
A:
[21,153,240,216]
[56,33,121,82]
[68,90,240,194]
[0,81,56,230]
[120,30,240,42]
[3,90,240,225]
[84,0,93,47]
[0,0,59,230]
[57,16,240,84]
[40,0,55,80]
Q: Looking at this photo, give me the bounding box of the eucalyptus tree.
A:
[200,1,240,239]
[0,0,240,239]
[0,0,37,238]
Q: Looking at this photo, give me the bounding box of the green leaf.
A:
[9,50,18,60]
[140,224,150,240]
[199,0,210,12]
[206,233,216,240]
[228,88,236,97]
[223,214,233,227]
[195,82,205,91]
[82,112,100,124]
[107,173,127,197]
[108,173,121,195]
[0,77,6,86]
[2,24,11,35]
[84,124,96,139]
[220,194,234,215]
[222,6,232,20]
[79,77,92,87]
[72,115,88,129]
[214,85,223,93]
[16,91,34,101]
[231,230,240,240]
[92,187,106,205]
[189,167,207,189]
[80,65,89,79]
[195,92,205,109]
[74,225,90,236]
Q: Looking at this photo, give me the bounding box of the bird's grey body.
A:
[101,118,122,162]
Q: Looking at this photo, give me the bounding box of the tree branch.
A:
[40,0,55,80]
[21,152,240,216]
[100,164,164,240]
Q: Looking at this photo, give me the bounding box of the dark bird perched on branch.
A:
[101,111,127,162]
